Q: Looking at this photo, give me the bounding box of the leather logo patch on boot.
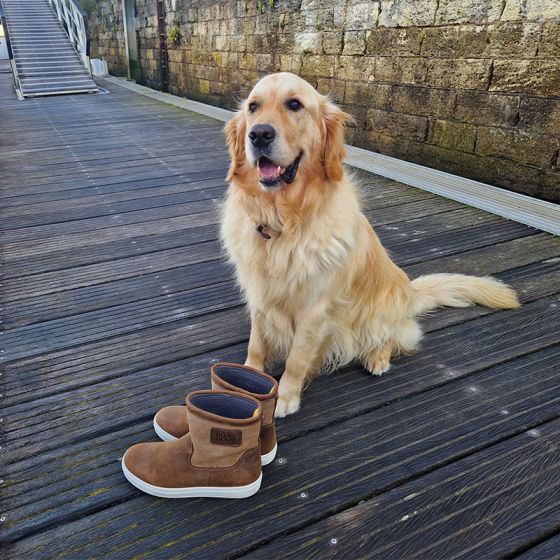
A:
[210,427,242,446]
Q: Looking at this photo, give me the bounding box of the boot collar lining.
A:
[214,364,276,395]
[190,392,258,420]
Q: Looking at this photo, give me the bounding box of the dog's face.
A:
[225,73,353,191]
[243,73,318,189]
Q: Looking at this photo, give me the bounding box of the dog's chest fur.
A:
[221,183,362,311]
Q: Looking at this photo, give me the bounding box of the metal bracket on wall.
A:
[156,0,168,92]
[122,0,141,81]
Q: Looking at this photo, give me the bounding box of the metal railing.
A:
[1,4,23,99]
[48,0,91,74]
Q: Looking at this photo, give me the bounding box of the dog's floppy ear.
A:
[322,100,354,182]
[224,111,247,181]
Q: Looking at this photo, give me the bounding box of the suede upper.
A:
[211,363,278,428]
[124,390,262,489]
[153,363,278,456]
[155,405,188,439]
[186,390,261,468]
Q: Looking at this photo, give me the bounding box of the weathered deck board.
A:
[517,534,560,560]
[4,294,560,458]
[5,270,559,406]
[241,415,560,560]
[2,186,438,247]
[1,69,559,558]
[5,348,560,553]
[0,210,508,284]
[1,170,230,206]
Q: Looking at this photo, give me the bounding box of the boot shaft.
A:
[211,363,278,427]
[187,389,262,468]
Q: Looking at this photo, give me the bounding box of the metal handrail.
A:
[48,0,92,74]
[1,3,23,99]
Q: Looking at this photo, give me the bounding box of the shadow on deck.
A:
[1,69,560,559]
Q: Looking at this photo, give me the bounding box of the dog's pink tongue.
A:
[259,159,285,179]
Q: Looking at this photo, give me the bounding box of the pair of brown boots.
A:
[121,363,278,498]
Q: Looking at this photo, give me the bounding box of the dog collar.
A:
[256,224,280,240]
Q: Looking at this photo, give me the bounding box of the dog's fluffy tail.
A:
[411,273,520,315]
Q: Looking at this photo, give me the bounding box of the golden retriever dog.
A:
[221,72,519,417]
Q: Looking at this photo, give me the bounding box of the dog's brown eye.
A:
[248,102,258,113]
[287,99,302,111]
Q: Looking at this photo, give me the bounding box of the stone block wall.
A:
[87,0,560,202]
[84,0,128,76]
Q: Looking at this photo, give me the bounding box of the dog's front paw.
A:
[275,393,301,417]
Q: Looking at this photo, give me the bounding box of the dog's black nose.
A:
[249,124,276,148]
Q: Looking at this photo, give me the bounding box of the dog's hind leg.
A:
[363,318,422,376]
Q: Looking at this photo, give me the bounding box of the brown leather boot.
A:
[122,390,263,498]
[154,363,278,465]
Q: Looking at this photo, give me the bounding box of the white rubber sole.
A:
[153,417,278,466]
[260,443,277,466]
[121,454,262,499]
[153,417,176,442]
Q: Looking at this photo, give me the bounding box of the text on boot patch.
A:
[211,428,242,446]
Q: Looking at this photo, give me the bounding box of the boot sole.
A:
[153,417,278,466]
[121,455,263,499]
[259,443,278,466]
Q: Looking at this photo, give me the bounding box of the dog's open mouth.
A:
[257,155,301,188]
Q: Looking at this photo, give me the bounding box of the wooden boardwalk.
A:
[1,67,560,559]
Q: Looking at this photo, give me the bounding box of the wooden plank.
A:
[1,136,225,182]
[3,182,433,246]
[382,220,535,265]
[3,157,229,197]
[2,240,223,300]
[1,114,219,141]
[3,212,539,329]
[415,257,560,332]
[4,294,560,455]
[517,534,560,560]
[3,143,212,176]
[0,177,227,218]
[1,161,229,202]
[2,305,248,408]
[1,113,218,137]
[4,210,530,281]
[3,280,240,361]
[1,132,224,171]
[239,416,560,560]
[4,347,559,552]
[4,222,548,304]
[3,205,219,249]
[4,253,559,336]
[268,293,560,442]
[3,224,221,280]
[1,207,495,280]
[1,222,538,360]
[1,115,221,151]
[1,168,230,207]
[3,259,232,328]
[405,233,560,278]
[2,135,222,170]
[2,179,430,231]
[2,148,229,191]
